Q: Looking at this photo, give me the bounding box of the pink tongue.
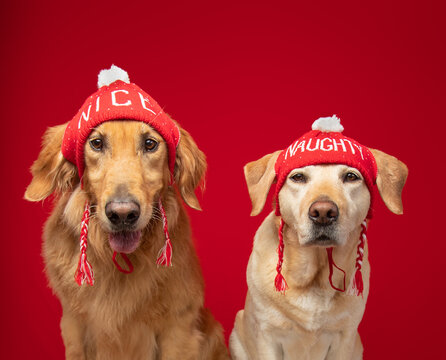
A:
[109,231,141,254]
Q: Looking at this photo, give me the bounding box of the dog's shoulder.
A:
[247,212,280,291]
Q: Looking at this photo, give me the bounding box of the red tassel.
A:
[348,221,367,297]
[274,272,288,293]
[349,269,364,296]
[74,201,94,286]
[156,199,173,266]
[275,218,288,293]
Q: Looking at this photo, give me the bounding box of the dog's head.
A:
[244,148,408,247]
[24,119,206,253]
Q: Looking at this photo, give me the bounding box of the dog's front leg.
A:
[60,310,87,360]
[241,328,283,360]
[93,321,157,360]
[230,309,283,360]
[156,312,203,360]
[325,330,363,360]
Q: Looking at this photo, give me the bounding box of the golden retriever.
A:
[25,120,229,360]
[229,148,408,359]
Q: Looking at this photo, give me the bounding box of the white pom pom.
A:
[97,65,130,88]
[312,115,344,133]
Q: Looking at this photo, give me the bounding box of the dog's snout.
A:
[105,200,140,228]
[309,201,339,225]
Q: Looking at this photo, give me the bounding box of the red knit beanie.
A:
[63,65,179,286]
[274,115,377,216]
[62,65,180,180]
[273,115,377,295]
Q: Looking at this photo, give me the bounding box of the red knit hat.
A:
[63,65,179,286]
[273,115,377,296]
[62,65,180,180]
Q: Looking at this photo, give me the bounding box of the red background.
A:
[1,1,445,358]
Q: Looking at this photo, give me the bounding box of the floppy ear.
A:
[24,123,79,202]
[244,151,281,216]
[174,127,207,210]
[370,148,408,215]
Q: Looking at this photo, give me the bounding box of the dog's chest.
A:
[287,290,343,332]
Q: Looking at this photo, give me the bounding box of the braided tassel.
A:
[74,201,94,286]
[275,218,288,293]
[348,220,367,297]
[156,199,173,266]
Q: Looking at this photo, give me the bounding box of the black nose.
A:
[309,200,339,225]
[105,201,140,228]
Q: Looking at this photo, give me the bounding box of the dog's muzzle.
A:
[105,200,140,230]
[105,199,142,254]
[307,200,339,246]
[309,200,338,225]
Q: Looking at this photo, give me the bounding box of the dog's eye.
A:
[89,138,103,151]
[344,172,360,182]
[144,138,158,152]
[290,173,306,183]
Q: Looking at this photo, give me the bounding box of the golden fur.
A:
[229,149,408,360]
[25,121,229,360]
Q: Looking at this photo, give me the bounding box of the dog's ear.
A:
[25,124,79,202]
[244,151,281,216]
[174,127,207,210]
[370,148,408,215]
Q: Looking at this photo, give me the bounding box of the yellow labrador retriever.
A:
[230,117,408,360]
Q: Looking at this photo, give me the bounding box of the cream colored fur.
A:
[230,149,408,360]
